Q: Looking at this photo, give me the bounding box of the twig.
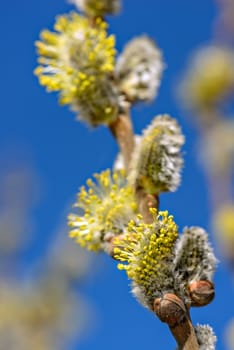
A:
[135,188,159,223]
[109,108,135,171]
[109,107,199,350]
[170,316,199,350]
[154,293,199,350]
[136,189,199,349]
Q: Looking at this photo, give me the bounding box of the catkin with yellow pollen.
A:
[114,208,178,309]
[70,0,121,17]
[213,203,234,260]
[68,169,137,253]
[180,46,234,113]
[35,12,118,126]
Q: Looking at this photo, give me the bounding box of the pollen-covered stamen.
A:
[114,208,178,309]
[68,169,137,252]
[35,12,118,126]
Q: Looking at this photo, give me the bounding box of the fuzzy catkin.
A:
[35,13,118,126]
[114,209,178,309]
[115,36,163,103]
[194,324,217,350]
[173,226,217,301]
[68,169,137,252]
[128,114,184,195]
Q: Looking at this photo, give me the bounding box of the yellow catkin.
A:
[35,12,117,125]
[68,169,137,252]
[114,208,178,301]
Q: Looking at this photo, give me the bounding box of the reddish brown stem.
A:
[135,188,159,223]
[154,293,199,350]
[170,316,199,350]
[109,111,135,172]
[109,108,199,350]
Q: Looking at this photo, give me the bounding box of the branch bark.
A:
[109,109,135,171]
[154,293,199,350]
[170,316,199,350]
[109,107,199,350]
[135,188,159,223]
[136,190,199,350]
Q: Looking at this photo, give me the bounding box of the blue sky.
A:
[1,1,233,349]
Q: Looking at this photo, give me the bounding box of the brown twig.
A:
[170,316,199,350]
[135,188,159,223]
[135,188,199,349]
[109,106,199,350]
[154,293,199,350]
[109,109,135,171]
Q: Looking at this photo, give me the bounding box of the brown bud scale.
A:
[153,293,187,327]
[189,280,215,307]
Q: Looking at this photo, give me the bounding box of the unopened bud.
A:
[153,293,187,327]
[189,280,215,307]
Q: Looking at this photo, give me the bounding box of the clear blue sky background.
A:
[1,1,233,349]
